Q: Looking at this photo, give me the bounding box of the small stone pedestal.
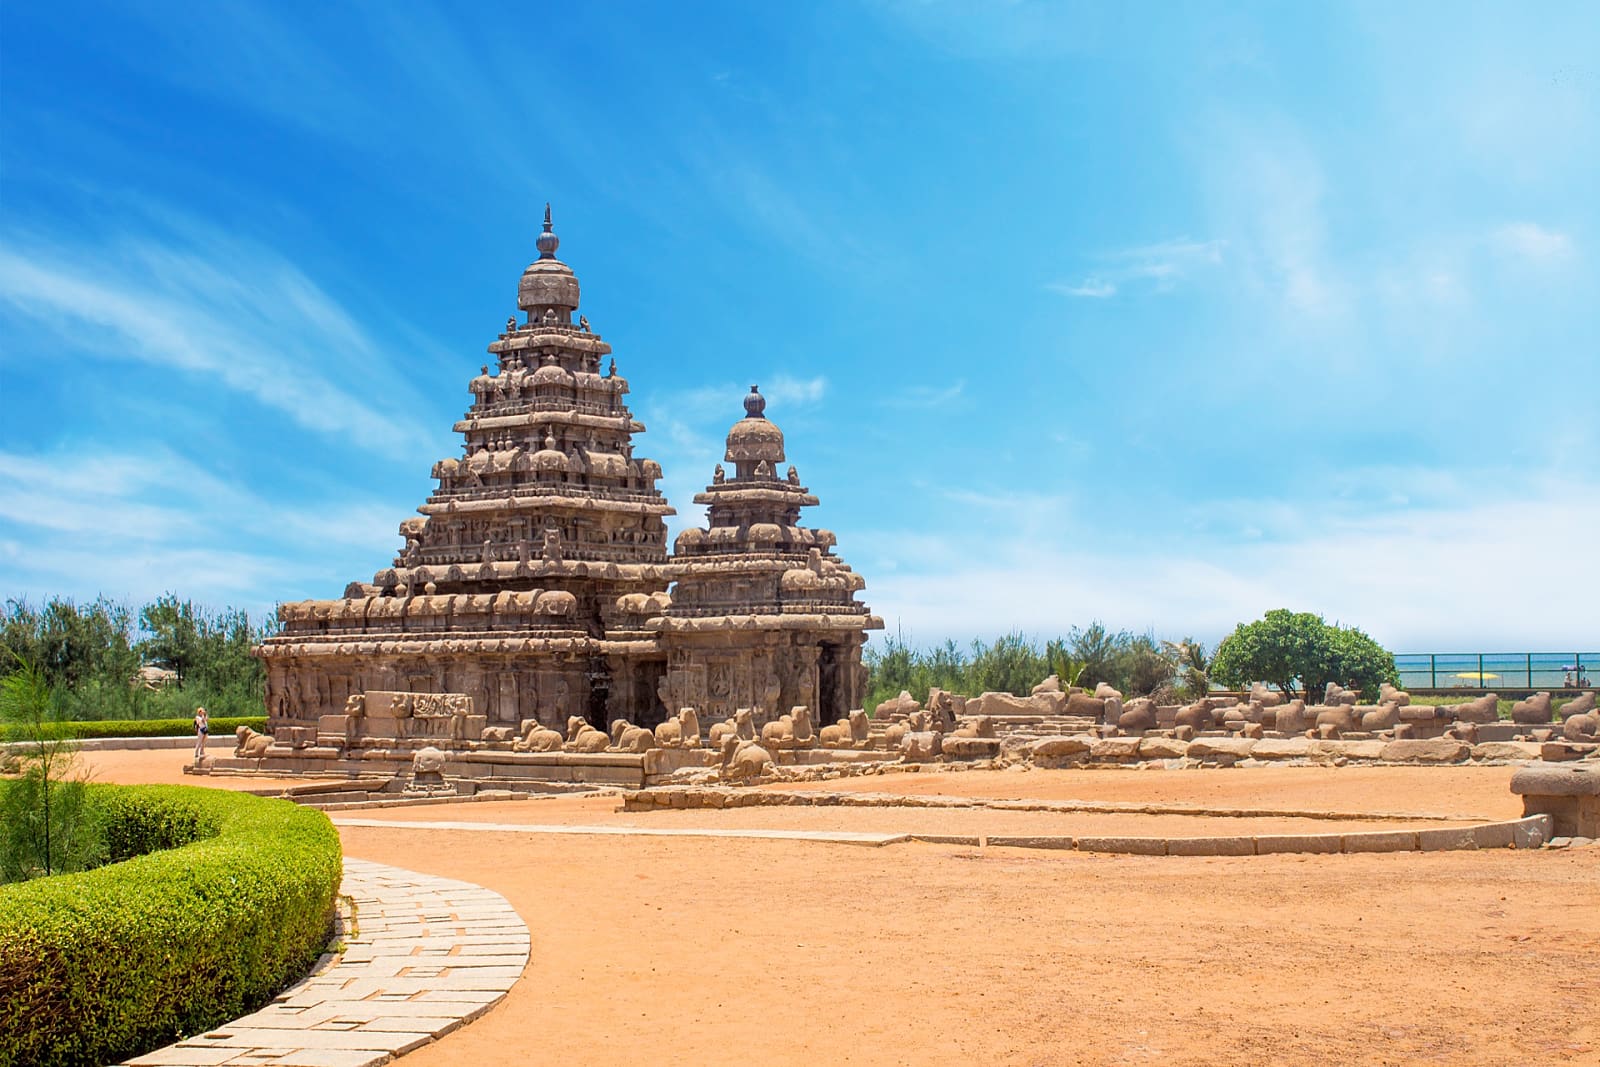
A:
[1509,764,1600,838]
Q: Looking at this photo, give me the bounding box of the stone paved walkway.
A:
[121,858,528,1067]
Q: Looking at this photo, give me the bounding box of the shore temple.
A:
[256,207,882,739]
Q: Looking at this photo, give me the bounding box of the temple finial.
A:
[536,203,559,259]
[743,385,766,419]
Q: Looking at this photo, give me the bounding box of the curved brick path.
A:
[122,858,528,1067]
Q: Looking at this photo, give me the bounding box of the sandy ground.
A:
[86,751,1600,1067]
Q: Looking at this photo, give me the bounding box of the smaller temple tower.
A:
[656,387,882,725]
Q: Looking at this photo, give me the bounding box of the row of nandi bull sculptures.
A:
[509,705,877,755]
[874,673,1600,744]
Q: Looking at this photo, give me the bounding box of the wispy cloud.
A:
[1492,222,1576,266]
[883,381,966,409]
[0,443,406,616]
[862,476,1600,650]
[0,223,436,459]
[1049,238,1225,298]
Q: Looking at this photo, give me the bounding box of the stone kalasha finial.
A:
[744,385,766,419]
[536,202,560,260]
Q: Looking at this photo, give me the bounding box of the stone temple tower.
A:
[257,208,879,742]
[659,386,881,724]
[260,207,677,731]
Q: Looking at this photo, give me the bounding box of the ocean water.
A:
[1394,651,1597,690]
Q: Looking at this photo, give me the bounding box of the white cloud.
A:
[1050,279,1117,298]
[1492,222,1576,266]
[0,444,406,619]
[883,381,966,408]
[1050,238,1225,299]
[0,227,435,459]
[858,474,1600,651]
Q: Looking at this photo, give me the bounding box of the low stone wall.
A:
[618,786,1554,855]
[1015,733,1594,769]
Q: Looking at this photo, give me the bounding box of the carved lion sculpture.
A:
[719,735,774,781]
[514,718,563,752]
[234,725,272,758]
[566,715,609,753]
[412,746,448,774]
[609,719,655,753]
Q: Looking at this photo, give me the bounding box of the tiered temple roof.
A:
[259,207,877,733]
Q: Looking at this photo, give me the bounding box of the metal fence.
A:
[1395,652,1598,691]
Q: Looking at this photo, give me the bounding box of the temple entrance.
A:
[818,643,843,724]
[585,657,611,730]
[637,660,668,728]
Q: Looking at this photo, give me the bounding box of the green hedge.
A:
[0,715,267,743]
[0,785,342,1067]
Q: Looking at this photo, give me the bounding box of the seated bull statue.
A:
[654,707,701,748]
[1323,682,1358,706]
[719,735,775,781]
[1117,697,1157,732]
[1511,692,1553,724]
[234,725,272,758]
[514,718,563,752]
[609,719,655,753]
[1248,682,1283,708]
[566,715,609,753]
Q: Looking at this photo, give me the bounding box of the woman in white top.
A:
[194,706,209,761]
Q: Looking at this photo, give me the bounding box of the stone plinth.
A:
[1510,764,1600,838]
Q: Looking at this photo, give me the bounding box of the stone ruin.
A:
[241,207,883,788]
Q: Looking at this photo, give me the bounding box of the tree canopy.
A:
[1209,609,1397,700]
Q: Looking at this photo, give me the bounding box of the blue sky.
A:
[1,1,1596,651]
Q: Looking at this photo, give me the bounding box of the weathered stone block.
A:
[1341,830,1419,853]
[1029,735,1091,758]
[1167,836,1254,857]
[1089,737,1142,761]
[1254,833,1342,855]
[1417,826,1478,851]
[1076,836,1167,856]
[1137,737,1189,760]
[1186,737,1257,761]
[1250,738,1311,760]
[1510,765,1600,837]
[940,737,1000,760]
[1379,739,1471,764]
[1471,741,1541,762]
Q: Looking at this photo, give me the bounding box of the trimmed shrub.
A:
[0,785,342,1067]
[0,715,266,743]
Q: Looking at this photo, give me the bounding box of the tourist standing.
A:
[193,705,209,762]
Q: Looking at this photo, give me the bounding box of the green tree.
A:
[1210,609,1397,700]
[0,656,101,880]
[138,594,205,686]
[1162,637,1213,700]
